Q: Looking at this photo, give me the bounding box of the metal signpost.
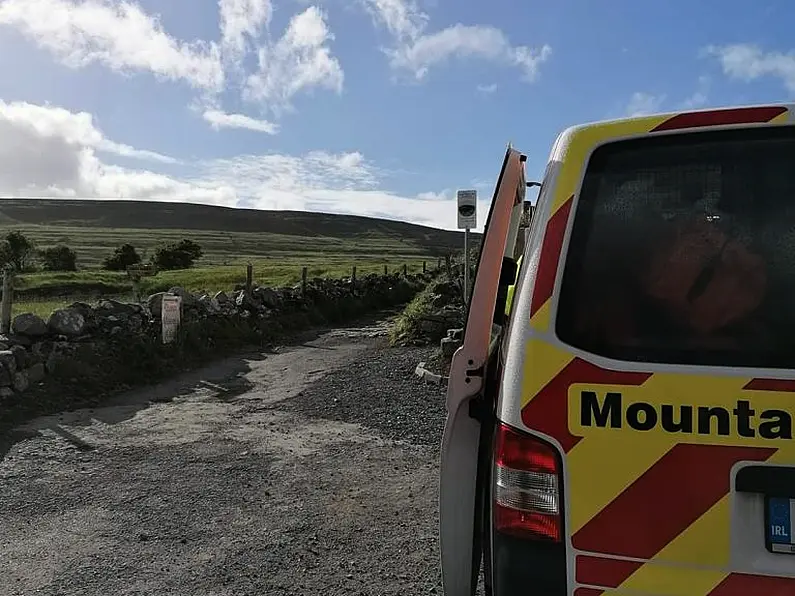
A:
[456,189,477,303]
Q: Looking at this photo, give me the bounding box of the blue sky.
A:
[0,0,792,230]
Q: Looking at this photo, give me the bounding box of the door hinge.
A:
[466,364,485,378]
[468,394,492,422]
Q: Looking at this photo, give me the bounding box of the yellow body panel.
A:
[506,105,795,594]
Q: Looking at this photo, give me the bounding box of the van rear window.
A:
[556,126,795,369]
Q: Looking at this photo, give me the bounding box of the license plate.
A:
[767,497,795,554]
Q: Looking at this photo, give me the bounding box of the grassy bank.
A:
[389,271,463,346]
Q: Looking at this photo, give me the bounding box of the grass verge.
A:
[389,272,463,347]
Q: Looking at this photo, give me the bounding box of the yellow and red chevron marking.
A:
[527,104,790,333]
[519,104,795,595]
[523,350,795,594]
[574,571,795,595]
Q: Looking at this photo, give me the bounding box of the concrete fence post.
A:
[301,266,308,297]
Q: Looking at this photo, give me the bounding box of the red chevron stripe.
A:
[572,444,776,560]
[574,589,604,596]
[576,555,642,588]
[744,378,795,392]
[520,357,651,453]
[652,106,787,132]
[530,195,573,317]
[708,572,795,595]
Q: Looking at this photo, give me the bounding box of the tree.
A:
[39,245,78,271]
[104,243,142,271]
[150,239,203,271]
[0,231,34,272]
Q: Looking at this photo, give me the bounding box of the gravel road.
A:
[0,313,450,596]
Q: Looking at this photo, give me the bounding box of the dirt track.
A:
[0,314,448,596]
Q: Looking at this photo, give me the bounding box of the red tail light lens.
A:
[494,423,562,542]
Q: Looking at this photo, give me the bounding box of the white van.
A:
[440,104,795,596]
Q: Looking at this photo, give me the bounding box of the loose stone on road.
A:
[0,315,446,596]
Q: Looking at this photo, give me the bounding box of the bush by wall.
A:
[389,269,465,347]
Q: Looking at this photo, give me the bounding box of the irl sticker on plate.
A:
[769,497,793,544]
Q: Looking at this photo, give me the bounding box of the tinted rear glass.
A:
[556,126,795,368]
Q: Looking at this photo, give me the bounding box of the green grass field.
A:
[11,256,434,316]
[1,198,461,318]
[0,199,473,267]
[9,224,442,269]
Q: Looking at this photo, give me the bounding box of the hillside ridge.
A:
[0,198,473,241]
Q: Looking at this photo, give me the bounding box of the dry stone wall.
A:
[0,272,429,427]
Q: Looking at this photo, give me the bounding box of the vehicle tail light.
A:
[494,422,562,542]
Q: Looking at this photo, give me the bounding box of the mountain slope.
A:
[0,199,472,250]
[0,199,478,268]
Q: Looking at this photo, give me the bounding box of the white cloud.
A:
[681,75,710,109]
[0,0,344,120]
[624,91,666,117]
[683,91,708,109]
[622,77,710,118]
[477,83,497,94]
[200,150,380,194]
[0,99,216,200]
[361,0,550,82]
[202,109,279,134]
[0,100,478,229]
[416,190,449,201]
[389,24,551,82]
[361,0,427,41]
[0,0,224,91]
[244,6,344,113]
[706,43,795,92]
[0,99,177,164]
[219,0,271,58]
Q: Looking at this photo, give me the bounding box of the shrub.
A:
[150,239,203,271]
[0,231,35,272]
[39,245,78,271]
[104,243,142,271]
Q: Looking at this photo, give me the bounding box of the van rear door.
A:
[506,106,795,595]
[439,146,526,596]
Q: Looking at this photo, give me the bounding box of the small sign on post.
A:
[457,190,477,230]
[457,189,478,303]
[161,294,181,344]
